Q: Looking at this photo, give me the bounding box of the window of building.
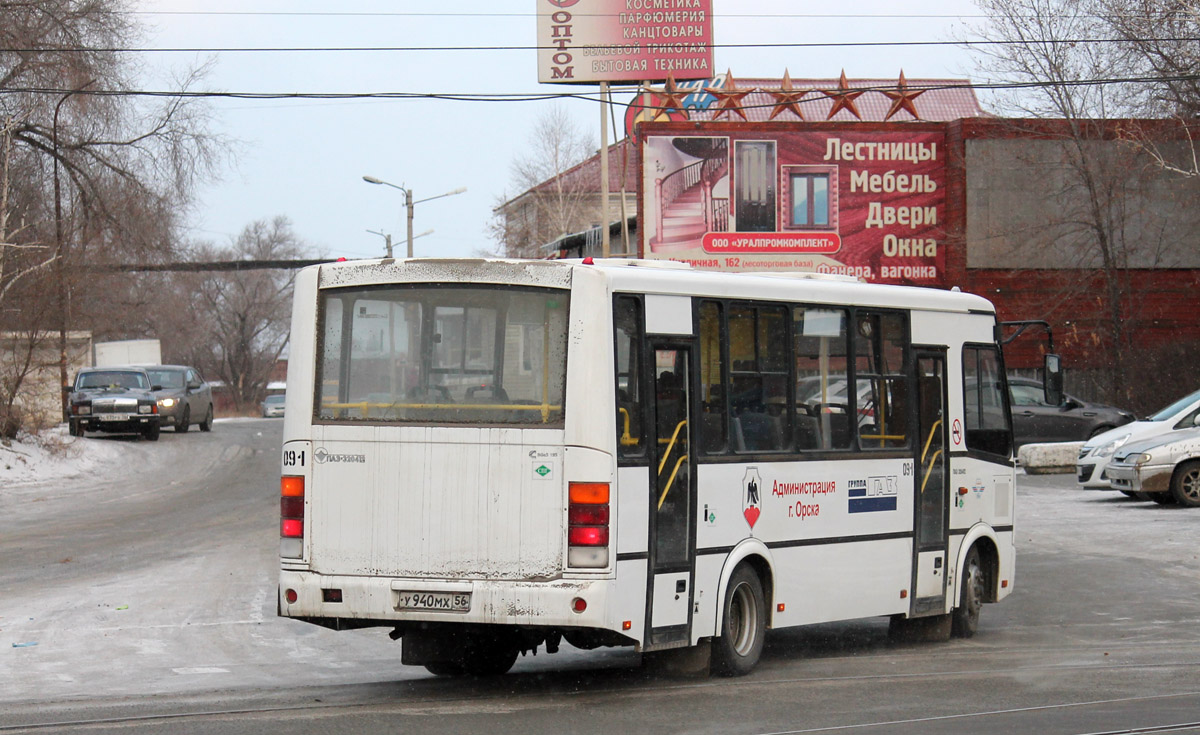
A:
[790,173,830,227]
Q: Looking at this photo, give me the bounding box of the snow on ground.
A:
[0,420,247,489]
[0,426,124,488]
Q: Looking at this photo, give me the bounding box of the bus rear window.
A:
[316,285,569,426]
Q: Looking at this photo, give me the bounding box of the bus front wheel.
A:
[951,546,985,638]
[711,565,766,676]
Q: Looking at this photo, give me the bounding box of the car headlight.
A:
[1092,434,1131,458]
[75,405,91,415]
[1134,453,1154,466]
[159,398,176,408]
[139,404,153,414]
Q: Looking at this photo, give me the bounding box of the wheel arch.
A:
[1170,458,1200,504]
[713,539,775,633]
[955,526,1001,604]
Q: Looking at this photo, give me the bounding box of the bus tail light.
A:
[280,475,304,558]
[568,482,610,568]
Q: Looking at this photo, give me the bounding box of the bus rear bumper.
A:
[278,570,623,634]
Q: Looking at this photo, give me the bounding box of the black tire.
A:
[199,405,213,432]
[142,422,160,442]
[1170,460,1200,507]
[175,406,190,433]
[1088,425,1116,439]
[952,546,985,638]
[1150,492,1176,505]
[68,420,82,437]
[711,565,766,676]
[423,661,466,677]
[461,634,519,676]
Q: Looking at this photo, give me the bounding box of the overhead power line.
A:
[4,37,1199,54]
[4,73,1200,104]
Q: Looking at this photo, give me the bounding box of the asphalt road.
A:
[1,420,1198,734]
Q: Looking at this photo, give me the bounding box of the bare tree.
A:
[964,0,1197,406]
[0,0,223,431]
[1100,0,1200,118]
[1098,0,1200,177]
[489,105,596,257]
[188,218,305,413]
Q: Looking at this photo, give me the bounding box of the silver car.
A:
[1105,426,1200,507]
[146,365,214,433]
[261,394,285,418]
[1077,388,1200,489]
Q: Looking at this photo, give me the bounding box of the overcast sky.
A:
[135,0,988,260]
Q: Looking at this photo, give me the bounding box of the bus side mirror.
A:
[1043,354,1064,406]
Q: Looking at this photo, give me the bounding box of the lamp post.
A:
[362,175,466,258]
[366,228,433,258]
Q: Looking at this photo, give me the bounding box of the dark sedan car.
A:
[1009,377,1135,447]
[146,365,214,433]
[67,367,162,440]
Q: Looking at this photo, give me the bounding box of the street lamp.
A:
[362,175,466,258]
[366,228,434,258]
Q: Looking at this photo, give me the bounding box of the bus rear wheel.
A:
[711,565,765,676]
[951,546,985,638]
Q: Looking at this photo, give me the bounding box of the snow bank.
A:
[0,426,124,488]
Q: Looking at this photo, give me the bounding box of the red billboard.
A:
[641,124,946,285]
[536,0,715,84]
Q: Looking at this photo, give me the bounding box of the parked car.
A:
[1008,377,1134,448]
[262,394,286,418]
[1076,388,1200,489]
[1104,426,1200,506]
[145,365,214,433]
[67,367,162,440]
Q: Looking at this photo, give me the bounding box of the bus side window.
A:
[854,312,910,450]
[614,296,645,458]
[699,301,727,453]
[793,306,852,451]
[963,345,1012,457]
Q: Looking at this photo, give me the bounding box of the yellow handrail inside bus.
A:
[657,420,688,475]
[618,407,640,446]
[920,419,943,464]
[657,454,689,510]
[321,400,563,421]
[920,449,943,495]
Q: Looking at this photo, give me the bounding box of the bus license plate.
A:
[396,591,471,612]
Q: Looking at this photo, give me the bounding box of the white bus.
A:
[278,258,1017,676]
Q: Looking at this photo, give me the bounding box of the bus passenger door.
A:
[646,343,695,649]
[911,352,949,615]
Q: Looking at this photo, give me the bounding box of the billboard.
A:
[536,0,715,84]
[641,124,947,286]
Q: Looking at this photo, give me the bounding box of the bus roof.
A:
[310,257,995,316]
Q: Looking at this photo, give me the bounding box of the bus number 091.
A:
[283,450,305,467]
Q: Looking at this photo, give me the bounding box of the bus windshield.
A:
[316,284,569,426]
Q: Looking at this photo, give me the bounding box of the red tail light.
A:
[568,482,610,568]
[280,476,304,558]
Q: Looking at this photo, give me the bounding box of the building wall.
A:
[965,138,1200,269]
[1,331,92,429]
[944,119,1200,408]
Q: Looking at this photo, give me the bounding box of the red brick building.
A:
[534,74,1200,409]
